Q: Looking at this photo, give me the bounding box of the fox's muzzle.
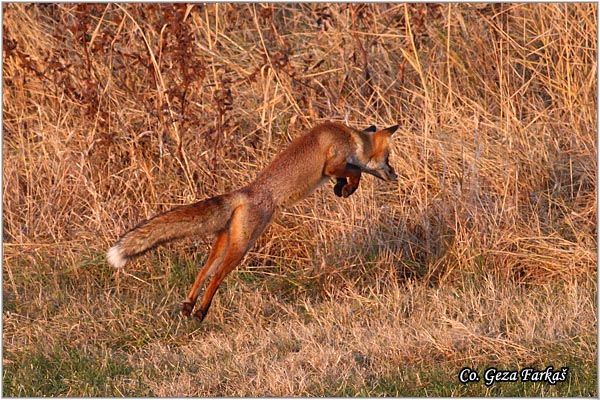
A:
[376,167,397,182]
[381,168,398,182]
[363,166,397,182]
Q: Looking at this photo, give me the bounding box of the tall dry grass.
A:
[2,3,597,396]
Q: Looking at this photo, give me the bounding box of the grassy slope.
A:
[2,3,597,396]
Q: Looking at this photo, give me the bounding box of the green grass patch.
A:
[3,345,147,397]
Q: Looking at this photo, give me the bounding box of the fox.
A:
[107,121,398,322]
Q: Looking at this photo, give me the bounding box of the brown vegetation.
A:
[2,3,597,396]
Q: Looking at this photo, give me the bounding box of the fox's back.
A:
[251,122,357,206]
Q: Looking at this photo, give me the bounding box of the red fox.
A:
[107,122,398,322]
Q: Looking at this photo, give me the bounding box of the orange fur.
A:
[107,122,398,322]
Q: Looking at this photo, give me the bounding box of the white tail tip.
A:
[107,245,127,269]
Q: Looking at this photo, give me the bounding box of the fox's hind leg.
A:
[181,231,229,316]
[192,205,273,322]
[192,242,248,322]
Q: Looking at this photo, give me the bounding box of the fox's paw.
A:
[342,184,358,198]
[193,308,208,323]
[334,178,347,197]
[181,301,194,317]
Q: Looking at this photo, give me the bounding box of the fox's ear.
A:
[382,124,399,135]
[383,124,399,134]
[363,125,377,133]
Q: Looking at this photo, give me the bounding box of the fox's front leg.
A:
[333,178,348,197]
[327,162,362,198]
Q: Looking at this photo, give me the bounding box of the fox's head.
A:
[363,125,398,181]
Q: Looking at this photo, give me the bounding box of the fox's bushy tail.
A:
[107,192,240,268]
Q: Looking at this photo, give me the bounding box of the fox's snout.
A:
[367,165,397,182]
[378,165,397,182]
[370,159,397,182]
[383,167,398,181]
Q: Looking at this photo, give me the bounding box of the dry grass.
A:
[2,3,597,396]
